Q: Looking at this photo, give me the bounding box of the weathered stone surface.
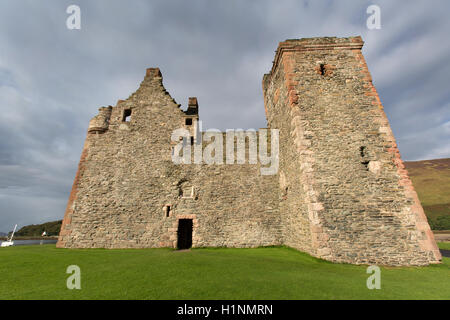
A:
[58,36,441,266]
[262,36,441,266]
[57,67,282,250]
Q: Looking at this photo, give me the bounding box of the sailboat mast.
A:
[9,224,17,242]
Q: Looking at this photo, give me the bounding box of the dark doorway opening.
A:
[177,219,193,249]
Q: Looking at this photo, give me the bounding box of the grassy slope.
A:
[0,245,448,300]
[14,220,62,237]
[404,158,450,230]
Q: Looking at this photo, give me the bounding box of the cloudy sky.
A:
[0,0,449,232]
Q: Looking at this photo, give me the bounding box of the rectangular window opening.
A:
[320,64,326,76]
[360,146,369,170]
[166,205,171,217]
[123,109,132,122]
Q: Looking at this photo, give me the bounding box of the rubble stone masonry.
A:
[58,37,441,266]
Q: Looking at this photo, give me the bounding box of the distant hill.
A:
[15,220,62,237]
[404,158,450,230]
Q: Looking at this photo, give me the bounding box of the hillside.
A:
[404,158,450,230]
[15,220,62,237]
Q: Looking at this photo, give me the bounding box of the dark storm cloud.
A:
[0,0,449,232]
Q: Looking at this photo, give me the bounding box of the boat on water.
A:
[1,224,17,247]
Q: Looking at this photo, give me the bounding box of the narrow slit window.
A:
[319,64,326,76]
[123,109,132,122]
[360,146,369,170]
[360,146,366,158]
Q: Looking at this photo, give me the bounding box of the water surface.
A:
[1,239,57,246]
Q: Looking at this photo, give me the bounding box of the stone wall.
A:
[57,68,281,249]
[263,36,441,266]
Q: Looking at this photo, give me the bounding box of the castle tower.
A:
[262,36,441,265]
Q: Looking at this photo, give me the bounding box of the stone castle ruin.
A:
[57,36,441,266]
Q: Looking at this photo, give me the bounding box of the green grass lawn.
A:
[0,245,449,300]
